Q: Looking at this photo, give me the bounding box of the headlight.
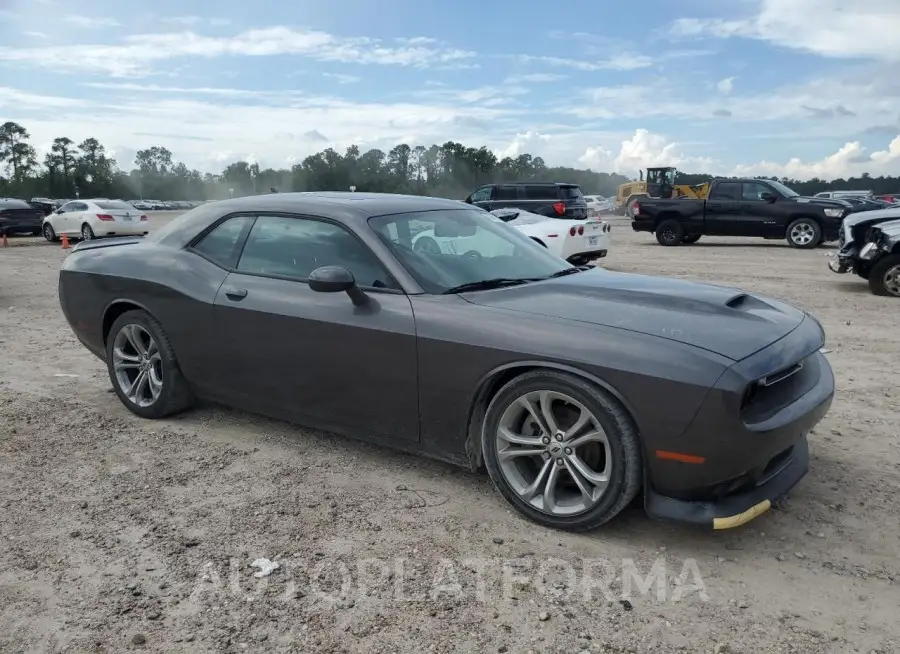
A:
[824,208,844,218]
[860,242,878,260]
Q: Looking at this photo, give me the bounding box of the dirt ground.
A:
[0,216,897,654]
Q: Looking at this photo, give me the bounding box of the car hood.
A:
[873,219,900,239]
[463,268,807,361]
[791,196,848,209]
[847,207,900,228]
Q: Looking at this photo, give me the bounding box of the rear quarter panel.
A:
[60,242,229,387]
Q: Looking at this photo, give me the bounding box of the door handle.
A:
[223,286,248,301]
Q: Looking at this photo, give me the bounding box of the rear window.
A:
[522,185,557,200]
[559,186,584,200]
[0,198,32,209]
[95,200,134,211]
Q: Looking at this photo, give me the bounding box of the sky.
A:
[1,0,900,180]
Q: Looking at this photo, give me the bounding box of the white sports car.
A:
[411,207,611,265]
[42,199,150,242]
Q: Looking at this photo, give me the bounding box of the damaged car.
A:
[828,206,900,284]
[857,219,900,297]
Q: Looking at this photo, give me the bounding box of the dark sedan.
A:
[58,193,835,531]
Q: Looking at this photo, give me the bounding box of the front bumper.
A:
[645,435,809,529]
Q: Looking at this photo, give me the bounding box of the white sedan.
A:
[42,199,150,242]
[411,208,611,266]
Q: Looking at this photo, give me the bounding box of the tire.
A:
[43,223,58,242]
[867,254,900,297]
[81,223,95,241]
[106,309,195,419]
[655,219,685,246]
[682,234,701,244]
[481,370,642,532]
[786,218,821,249]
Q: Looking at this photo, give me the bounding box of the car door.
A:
[739,181,782,237]
[52,202,75,234]
[211,213,420,443]
[704,181,742,235]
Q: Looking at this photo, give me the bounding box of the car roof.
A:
[148,192,475,247]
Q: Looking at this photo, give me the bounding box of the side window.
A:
[236,216,395,289]
[742,182,771,201]
[709,182,740,200]
[469,186,492,203]
[191,216,255,268]
[523,185,553,200]
[494,185,518,201]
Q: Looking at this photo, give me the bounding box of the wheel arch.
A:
[102,298,156,346]
[463,361,644,472]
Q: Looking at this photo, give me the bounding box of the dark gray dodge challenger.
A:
[59,193,835,531]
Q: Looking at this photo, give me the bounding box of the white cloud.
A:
[511,54,652,72]
[670,0,900,61]
[322,73,361,85]
[578,129,714,175]
[503,73,567,84]
[0,27,477,77]
[717,77,735,94]
[65,15,120,28]
[732,136,900,179]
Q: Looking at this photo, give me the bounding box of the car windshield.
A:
[767,180,799,198]
[369,208,571,294]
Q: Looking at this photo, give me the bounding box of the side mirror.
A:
[760,192,776,203]
[308,265,367,306]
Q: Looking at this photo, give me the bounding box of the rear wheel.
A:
[655,219,684,246]
[682,234,701,244]
[481,370,642,531]
[106,310,195,419]
[868,254,900,297]
[786,218,821,249]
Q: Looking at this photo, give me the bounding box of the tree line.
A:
[1,121,898,202]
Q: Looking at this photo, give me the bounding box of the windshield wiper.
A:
[545,265,591,279]
[442,278,538,294]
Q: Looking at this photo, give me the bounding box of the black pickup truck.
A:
[632,178,849,248]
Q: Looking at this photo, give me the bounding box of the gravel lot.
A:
[1,213,898,654]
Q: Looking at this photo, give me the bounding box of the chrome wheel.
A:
[112,324,163,407]
[495,390,611,516]
[790,222,815,246]
[883,264,900,296]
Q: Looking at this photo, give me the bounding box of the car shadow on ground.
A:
[169,400,838,561]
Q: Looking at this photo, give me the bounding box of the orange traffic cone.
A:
[1,234,8,248]
[61,233,70,249]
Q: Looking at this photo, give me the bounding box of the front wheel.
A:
[868,254,900,297]
[106,310,195,419]
[786,218,821,249]
[481,370,642,532]
[655,219,685,246]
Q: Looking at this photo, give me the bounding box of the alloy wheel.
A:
[883,264,900,297]
[790,223,814,246]
[112,324,163,407]
[494,390,611,516]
